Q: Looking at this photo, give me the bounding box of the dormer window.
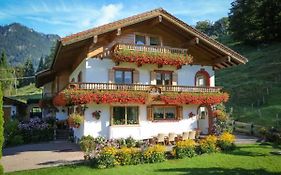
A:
[135,35,146,45]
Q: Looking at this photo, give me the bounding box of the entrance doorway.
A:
[198,106,209,134]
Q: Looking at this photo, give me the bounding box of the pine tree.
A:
[0,50,8,67]
[21,58,35,86]
[37,56,45,72]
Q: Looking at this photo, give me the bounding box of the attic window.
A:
[135,35,146,45]
[150,36,160,46]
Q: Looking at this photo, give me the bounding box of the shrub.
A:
[198,135,218,154]
[173,139,196,158]
[79,135,96,160]
[96,146,118,168]
[143,144,166,163]
[125,136,136,148]
[116,138,127,148]
[218,132,236,151]
[4,120,21,146]
[0,84,4,173]
[9,135,24,146]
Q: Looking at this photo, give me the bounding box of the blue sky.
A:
[0,0,233,37]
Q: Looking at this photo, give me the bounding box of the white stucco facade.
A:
[67,58,213,140]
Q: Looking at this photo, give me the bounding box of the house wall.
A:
[73,103,199,140]
[70,58,215,87]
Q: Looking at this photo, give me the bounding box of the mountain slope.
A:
[216,40,281,127]
[0,23,59,67]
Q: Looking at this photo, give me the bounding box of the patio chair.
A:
[189,131,196,140]
[182,131,190,140]
[156,133,166,145]
[168,133,177,145]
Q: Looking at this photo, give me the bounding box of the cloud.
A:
[95,3,123,26]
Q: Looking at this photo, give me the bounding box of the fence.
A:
[232,121,263,137]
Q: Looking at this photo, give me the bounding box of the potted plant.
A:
[92,110,101,120]
[68,113,83,128]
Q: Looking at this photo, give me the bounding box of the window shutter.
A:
[147,106,153,121]
[177,106,183,120]
[150,71,156,85]
[172,72,178,85]
[108,69,115,83]
[133,70,140,84]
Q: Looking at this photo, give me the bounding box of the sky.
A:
[0,0,234,37]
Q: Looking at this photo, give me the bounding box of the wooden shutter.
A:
[133,70,139,84]
[150,71,156,85]
[172,72,178,85]
[147,106,153,121]
[108,69,115,83]
[177,106,183,120]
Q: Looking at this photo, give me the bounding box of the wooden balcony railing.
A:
[113,43,188,55]
[68,82,222,93]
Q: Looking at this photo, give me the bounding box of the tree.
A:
[0,83,4,174]
[37,56,45,73]
[20,58,35,87]
[229,0,281,43]
[195,20,214,36]
[213,17,230,37]
[0,50,15,95]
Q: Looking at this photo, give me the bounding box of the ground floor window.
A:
[152,106,177,120]
[112,106,139,125]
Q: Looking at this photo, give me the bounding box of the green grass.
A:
[7,144,281,175]
[216,41,281,127]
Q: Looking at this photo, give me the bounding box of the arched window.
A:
[195,69,210,87]
[198,106,208,119]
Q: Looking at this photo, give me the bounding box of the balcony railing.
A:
[113,43,188,55]
[68,82,222,93]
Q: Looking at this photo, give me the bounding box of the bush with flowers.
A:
[115,147,143,165]
[80,135,96,160]
[143,144,166,163]
[18,117,54,143]
[94,146,118,169]
[173,139,196,159]
[198,135,218,154]
[217,132,236,151]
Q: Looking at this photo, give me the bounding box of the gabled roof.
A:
[36,8,248,87]
[60,8,248,63]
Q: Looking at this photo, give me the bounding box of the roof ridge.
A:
[61,8,163,44]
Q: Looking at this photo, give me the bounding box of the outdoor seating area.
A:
[149,130,199,145]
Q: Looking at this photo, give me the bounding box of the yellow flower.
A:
[176,139,196,149]
[102,146,118,155]
[220,132,235,143]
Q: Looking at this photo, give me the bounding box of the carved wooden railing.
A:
[68,82,222,93]
[113,43,188,55]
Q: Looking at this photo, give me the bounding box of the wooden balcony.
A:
[113,43,188,55]
[68,82,222,93]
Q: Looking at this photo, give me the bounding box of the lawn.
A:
[7,144,281,175]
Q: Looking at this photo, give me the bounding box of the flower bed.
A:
[79,133,236,169]
[153,92,229,105]
[112,49,193,67]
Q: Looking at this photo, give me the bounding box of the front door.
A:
[198,106,209,134]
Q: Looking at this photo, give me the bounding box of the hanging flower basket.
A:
[68,113,83,128]
[92,110,101,120]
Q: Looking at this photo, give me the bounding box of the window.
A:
[196,75,206,86]
[195,69,210,87]
[135,35,146,45]
[198,106,208,119]
[112,106,139,125]
[156,71,172,85]
[78,71,82,82]
[149,36,160,46]
[115,70,133,84]
[153,106,176,120]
